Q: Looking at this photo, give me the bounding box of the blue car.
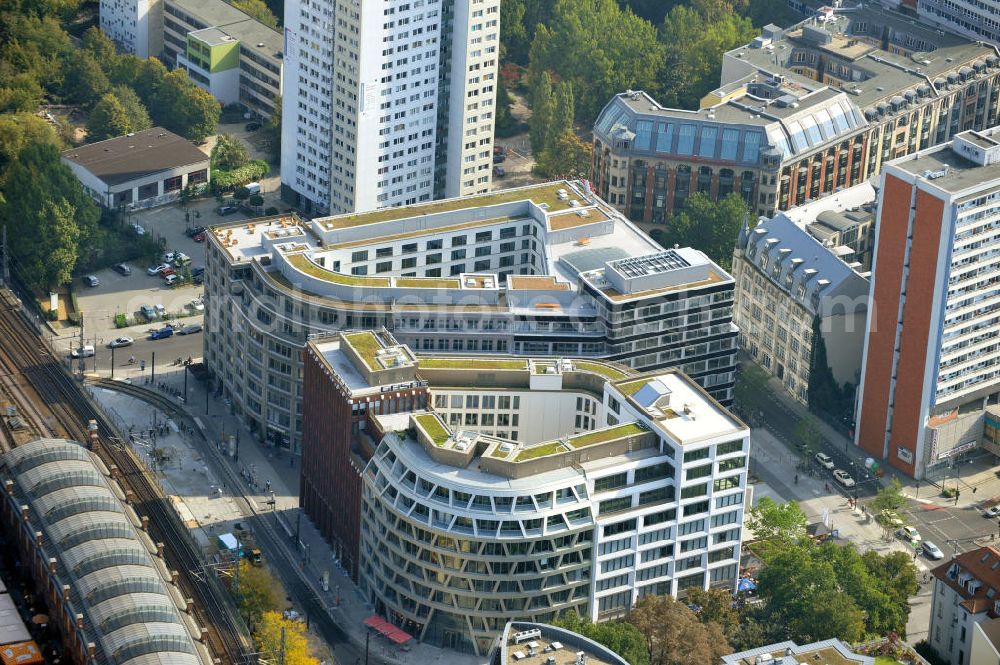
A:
[149,327,174,340]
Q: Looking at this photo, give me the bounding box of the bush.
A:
[248,194,264,207]
[211,160,269,192]
[114,313,128,328]
[233,186,251,201]
[941,487,956,498]
[265,206,279,215]
[47,308,58,321]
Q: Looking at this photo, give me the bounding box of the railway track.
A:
[0,288,255,664]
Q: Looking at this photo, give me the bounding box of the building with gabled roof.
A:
[732,186,871,405]
[930,546,1000,665]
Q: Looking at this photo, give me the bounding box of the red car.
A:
[193,232,207,242]
[160,267,176,278]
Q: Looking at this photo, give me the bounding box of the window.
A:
[711,510,739,527]
[600,553,634,573]
[644,509,675,526]
[720,128,740,160]
[426,239,443,250]
[475,231,492,242]
[683,500,710,517]
[635,462,674,484]
[680,483,707,499]
[600,496,633,514]
[402,243,418,254]
[698,126,717,158]
[680,536,707,552]
[718,456,745,472]
[677,124,697,155]
[351,250,369,262]
[686,465,712,480]
[717,440,743,456]
[376,247,393,258]
[635,120,654,150]
[743,131,762,162]
[603,519,636,536]
[716,492,743,508]
[684,447,710,463]
[656,123,674,152]
[714,476,740,492]
[375,261,392,273]
[451,235,467,246]
[401,257,417,269]
[678,519,705,536]
[594,472,628,493]
[639,486,673,505]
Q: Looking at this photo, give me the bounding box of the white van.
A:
[164,274,180,287]
[245,182,262,195]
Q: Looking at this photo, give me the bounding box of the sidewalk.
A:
[134,364,483,665]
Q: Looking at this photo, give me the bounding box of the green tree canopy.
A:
[62,51,110,107]
[230,0,278,28]
[871,478,908,514]
[0,112,59,171]
[528,0,664,124]
[212,134,252,171]
[235,560,280,628]
[685,587,740,637]
[734,362,770,418]
[654,192,747,270]
[553,612,649,665]
[151,70,220,142]
[528,70,553,155]
[793,416,822,455]
[86,93,132,142]
[746,497,808,546]
[659,3,756,109]
[629,595,732,665]
[0,143,99,288]
[536,130,592,179]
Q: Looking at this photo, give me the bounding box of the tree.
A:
[536,130,592,179]
[86,93,132,142]
[0,142,99,288]
[871,478,907,515]
[657,192,747,270]
[746,497,808,546]
[499,0,530,64]
[553,612,649,665]
[150,69,220,142]
[212,134,252,171]
[550,81,575,145]
[254,611,319,665]
[685,587,740,637]
[659,4,755,109]
[112,85,152,132]
[81,26,118,64]
[629,595,731,665]
[793,416,822,455]
[230,0,279,28]
[261,96,281,161]
[527,0,664,124]
[528,70,554,155]
[233,186,251,201]
[0,112,59,171]
[62,51,110,107]
[235,560,279,628]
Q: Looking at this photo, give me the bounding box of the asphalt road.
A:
[900,499,1000,561]
[749,382,881,498]
[62,328,205,383]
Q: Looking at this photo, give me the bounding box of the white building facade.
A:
[279,0,498,216]
[358,363,750,655]
[100,0,163,57]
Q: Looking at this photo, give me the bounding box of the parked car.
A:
[70,344,95,358]
[217,205,238,216]
[493,166,506,178]
[82,275,99,287]
[160,267,176,278]
[192,267,205,277]
[245,182,262,195]
[493,145,507,156]
[178,323,203,335]
[140,304,157,321]
[148,263,170,276]
[149,327,174,340]
[898,526,922,544]
[173,252,191,267]
[493,153,506,164]
[245,121,262,132]
[832,469,855,487]
[164,274,180,287]
[107,336,134,348]
[193,232,207,243]
[132,223,146,235]
[814,452,835,470]
[193,273,204,285]
[163,251,176,263]
[154,304,166,317]
[879,511,904,528]
[189,298,204,312]
[922,541,944,560]
[112,263,131,276]
[185,226,207,238]
[983,505,1000,518]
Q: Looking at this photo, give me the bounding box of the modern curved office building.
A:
[300,332,750,655]
[205,181,738,452]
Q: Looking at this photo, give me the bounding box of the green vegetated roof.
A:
[419,358,528,370]
[414,413,450,446]
[286,253,391,287]
[344,331,381,369]
[515,422,647,462]
[394,277,462,289]
[323,183,575,228]
[617,378,650,396]
[572,361,628,381]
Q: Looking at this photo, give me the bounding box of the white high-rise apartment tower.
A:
[280,0,499,216]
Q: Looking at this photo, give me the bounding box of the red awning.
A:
[363,616,413,644]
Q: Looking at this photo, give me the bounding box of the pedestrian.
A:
[794,474,798,485]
